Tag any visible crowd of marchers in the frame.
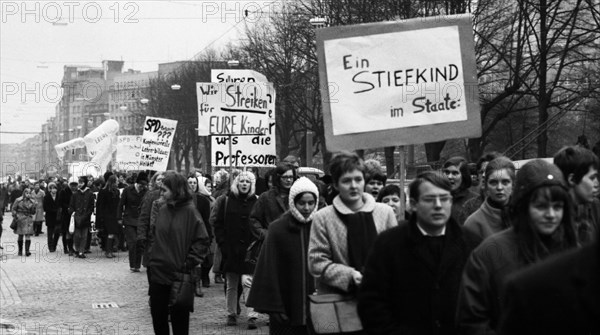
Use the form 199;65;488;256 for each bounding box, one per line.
0;145;598;335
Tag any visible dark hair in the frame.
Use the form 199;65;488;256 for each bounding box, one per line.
103;175;119;194
476;151;503;172
162;171;193;203
553;146;599;184
273;162;296;189
187;174;199;193
409;171;452;200
484;157;516;184
294;191;317;204
442;156;472;191
330;151;365;185
78;176;89;186
511;184;577;264
377;184;402;202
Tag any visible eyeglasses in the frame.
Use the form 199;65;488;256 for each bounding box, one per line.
280;175;295;180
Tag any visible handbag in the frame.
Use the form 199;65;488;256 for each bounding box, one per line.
168;272;196;312
10;218;17;230
68;213;75;234
308;293;363;334
244;239;263;274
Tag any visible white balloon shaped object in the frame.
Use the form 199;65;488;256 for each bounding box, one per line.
54;137;86;161
84;120;120;158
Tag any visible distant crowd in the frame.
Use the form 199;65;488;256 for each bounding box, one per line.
0;145;598;335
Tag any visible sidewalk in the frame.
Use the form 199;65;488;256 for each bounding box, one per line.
0;214;268;334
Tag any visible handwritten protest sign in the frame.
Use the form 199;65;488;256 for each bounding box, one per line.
211;69;268;84
139;117;177;171
116;135;143;171
211;135;276;167
317;15;481;151
83;119;119;157
196;82;275;137
55;137;86;162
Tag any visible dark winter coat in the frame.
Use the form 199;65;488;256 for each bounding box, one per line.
212;193;258;274
68;188;94;229
42;192;60;228
58;187;73;229
249;187;289;240
138;189;161;241
463;199;510;241
96;188;121;235
451;188;478;225
358;217;481;335
193;193;213;242
117;185;147;226
247;211;315;326
147;198;210;285
456;229;523;335
499;242;600;335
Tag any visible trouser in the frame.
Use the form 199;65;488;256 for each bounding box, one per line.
124;226;143;269
149;282;190;335
34;221;43;235
60;220;73;252
225;273;259;319
46;222;61;251
85;230;92;251
73;227;89;253
117;225;126;250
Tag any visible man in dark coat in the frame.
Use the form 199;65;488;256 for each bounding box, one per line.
499;241;600;335
117;172;148;272
59;179;78;254
68;176;95;258
358;172;481;335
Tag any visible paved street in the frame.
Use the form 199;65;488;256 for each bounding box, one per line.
0;214;268;335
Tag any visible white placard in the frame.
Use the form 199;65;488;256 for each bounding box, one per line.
116;135;143;171
139;117;178;171
211;69;268;84
196;82;275;136
83;119;119;157
211;135;276;167
325;26;467;135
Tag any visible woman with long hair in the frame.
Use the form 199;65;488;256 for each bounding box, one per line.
97;175;121;258
443;157;478;225
457;159;578;334
12;187;36;256
464;157;515;240
147;171;209;335
248;177;320;334
212;170;259;328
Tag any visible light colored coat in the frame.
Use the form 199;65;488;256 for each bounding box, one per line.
308;193;397;294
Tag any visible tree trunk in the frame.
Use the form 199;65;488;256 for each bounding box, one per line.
425;141;446;162
537;0;548;158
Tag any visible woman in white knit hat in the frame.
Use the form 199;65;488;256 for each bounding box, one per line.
247;177;320;334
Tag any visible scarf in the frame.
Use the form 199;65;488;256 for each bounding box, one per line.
334;208;377;273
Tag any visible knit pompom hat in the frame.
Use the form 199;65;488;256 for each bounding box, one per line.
288;177;319;223
511;159;567;206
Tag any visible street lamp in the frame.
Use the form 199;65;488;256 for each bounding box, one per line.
309;17;328;28
227;60;240;68
171;84;181;90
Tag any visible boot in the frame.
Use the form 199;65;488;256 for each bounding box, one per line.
63;236;69;254
18;240;23;256
25;240;31;256
195;283;204;297
105;238;115;258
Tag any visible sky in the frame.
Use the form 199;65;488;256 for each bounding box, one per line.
1;0;280;144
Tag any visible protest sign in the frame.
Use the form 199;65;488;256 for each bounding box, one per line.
139;117;177;171
211;69;268;84
317;14;481;151
211;135;277;167
196;82;275;137
55;137;86;162
116;135;143;171
83;119;119;157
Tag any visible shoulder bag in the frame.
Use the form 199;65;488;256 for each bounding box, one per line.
168;271;196;312
308;293;363;334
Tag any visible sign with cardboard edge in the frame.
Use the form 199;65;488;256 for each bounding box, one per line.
316;14;481;151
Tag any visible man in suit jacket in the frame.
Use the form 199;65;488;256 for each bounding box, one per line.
499;241;599;335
